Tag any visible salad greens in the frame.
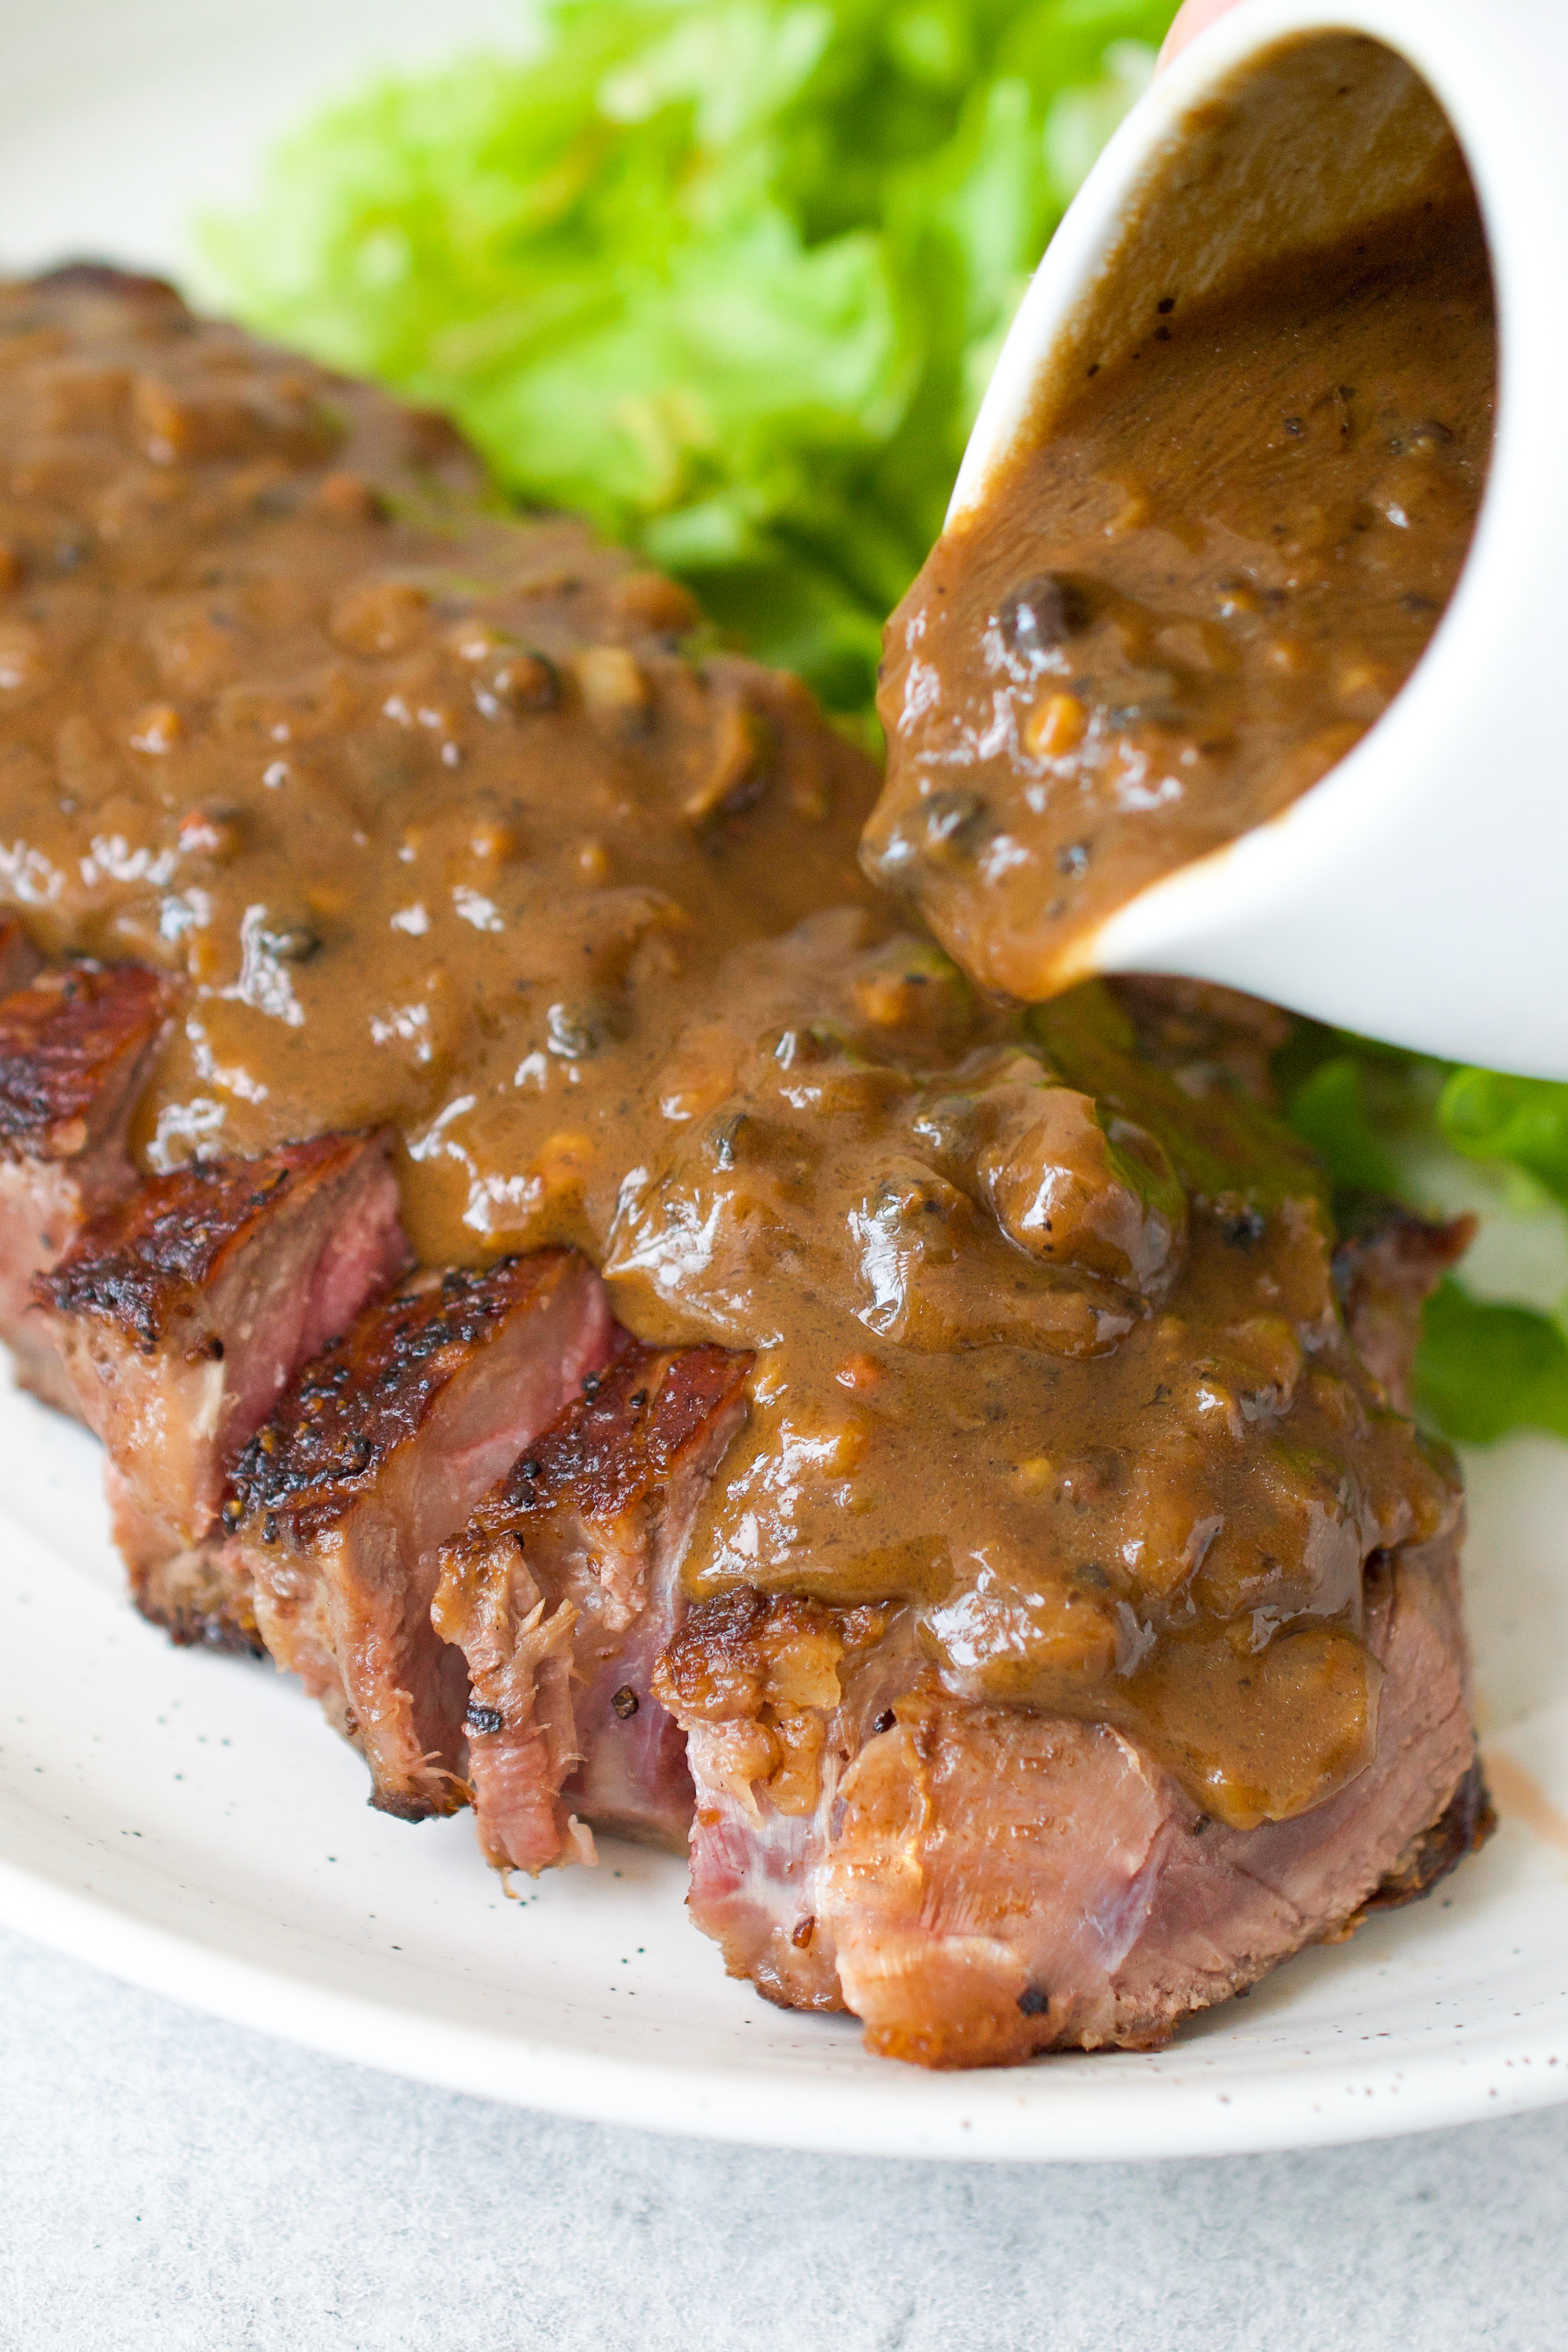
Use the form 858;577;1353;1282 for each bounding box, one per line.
204;0;1568;1452
1275;1028;1568;1448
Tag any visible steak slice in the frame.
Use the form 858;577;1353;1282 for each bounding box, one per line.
654;1170;1486;2065
656;1535;1483;2067
655;1589;917;2014
0;919;41;1000
228;1250;616;1819
36;1134;411;1634
135;1545;268;1658
1333;1198;1475;1414
0;962;173;1410
433;1339;750;1874
1096;1536;1479;2059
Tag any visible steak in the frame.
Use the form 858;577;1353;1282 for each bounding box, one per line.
0;919;41;1000
0;962;174;1410
1333;1198;1475;1414
36;1133;410;1637
655;1589;915;2014
131;1544;268;1658
227;1250;616;1819
433;1339;750;1873
655;1177;1490;2067
657;1534;1482;2066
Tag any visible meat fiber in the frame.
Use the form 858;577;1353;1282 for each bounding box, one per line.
133;1544;267;1658
227;1250;616;1819
433;1339;750;1874
1333;1198;1476;1414
655;1589;916;2013
657;1535;1485;2066
0;962;173;1410
0;919;40;1000
36;1134;410;1637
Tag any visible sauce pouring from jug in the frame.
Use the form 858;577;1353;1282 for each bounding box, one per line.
864;0;1568;1083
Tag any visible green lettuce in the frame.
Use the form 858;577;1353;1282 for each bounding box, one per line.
1417;1281;1568;1446
1439;1067;1568;1209
1277;1026;1568;1449
202;0;1173;716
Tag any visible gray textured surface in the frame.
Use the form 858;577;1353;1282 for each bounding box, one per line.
0;1925;1564;2350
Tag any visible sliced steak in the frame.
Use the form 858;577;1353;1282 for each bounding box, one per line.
656;1589;915;2014
0;919;41;999
135;1544;267;1658
433;1339;750;1874
0;962;173;1410
1098;1535;1478;2059
36;1133;410;1632
1333;1198;1475;1414
227;1250;616;1819
656;1534;1483;2067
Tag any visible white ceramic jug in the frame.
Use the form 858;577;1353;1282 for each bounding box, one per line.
952;0;1568;1078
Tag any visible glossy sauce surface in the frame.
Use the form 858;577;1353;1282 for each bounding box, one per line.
0;269;1462;1829
867;195;1495;999
0;269;879;1262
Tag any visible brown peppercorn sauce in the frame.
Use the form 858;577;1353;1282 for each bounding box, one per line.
0;266;1462;1832
867;187;1495;999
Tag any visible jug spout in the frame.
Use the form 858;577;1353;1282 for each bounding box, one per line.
864;0;1568;1081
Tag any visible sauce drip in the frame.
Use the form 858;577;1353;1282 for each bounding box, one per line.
866;194;1496;999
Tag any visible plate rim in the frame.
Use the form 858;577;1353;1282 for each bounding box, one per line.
4;1828;1567;2162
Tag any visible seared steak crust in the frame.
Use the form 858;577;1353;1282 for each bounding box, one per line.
435;1339;750;1872
1110;974;1293;1103
0;962;174;1408
37;1131;410;1623
232;1256;579;1545
40;1135;400;1344
28;260;183;302
466;1339;748;1532
137;1545;266;1658
229;1248;617;1819
1358;1750;1495;1914
0;963;172;1158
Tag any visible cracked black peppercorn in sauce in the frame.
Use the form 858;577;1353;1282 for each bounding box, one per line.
866;182;1495;1001
0;264;1472;1832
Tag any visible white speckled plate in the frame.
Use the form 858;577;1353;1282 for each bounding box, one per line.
1;0;1566;2161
